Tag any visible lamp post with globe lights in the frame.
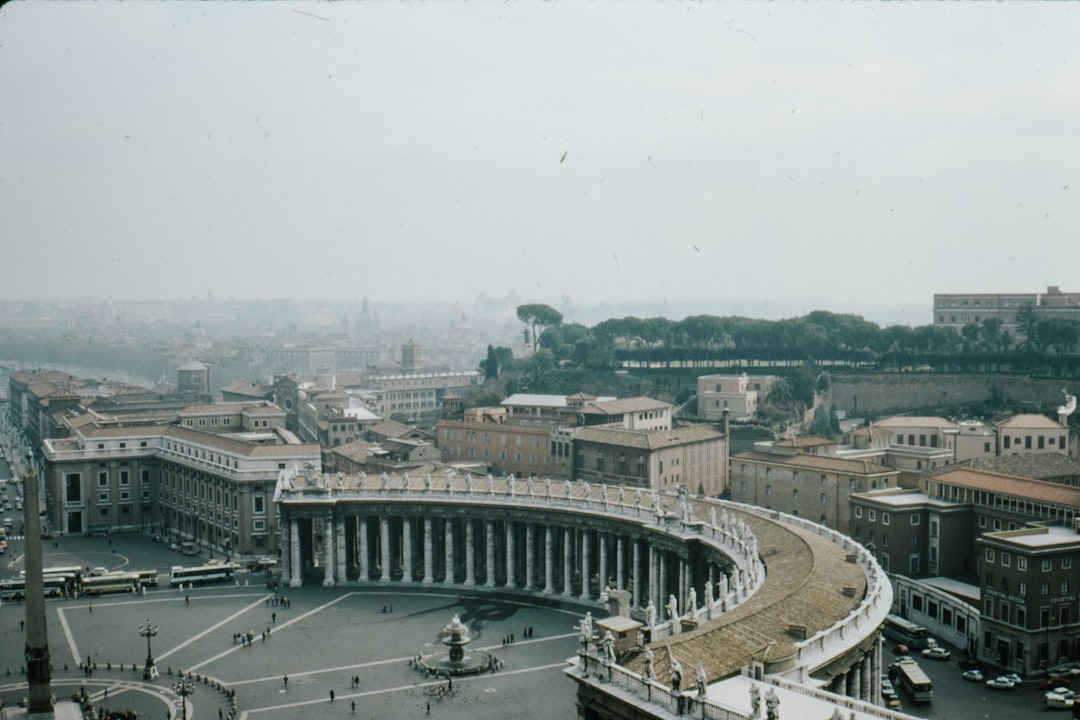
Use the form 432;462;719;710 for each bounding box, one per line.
173;672;195;720
140;618;159;679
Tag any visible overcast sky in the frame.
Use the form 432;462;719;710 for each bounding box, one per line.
2;1;1078;315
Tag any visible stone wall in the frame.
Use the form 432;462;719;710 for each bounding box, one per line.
830;373;1070;416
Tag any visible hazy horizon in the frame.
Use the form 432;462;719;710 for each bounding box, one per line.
3;2;1078;309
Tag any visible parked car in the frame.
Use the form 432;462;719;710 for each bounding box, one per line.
986;676;1016;690
962;669;985;682
922;646;952;661
1003;673;1023;686
892;643;909;655
1046;688;1075;709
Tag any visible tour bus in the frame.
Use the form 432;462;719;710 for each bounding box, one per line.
0;576;67;601
892;658;933;703
133;569;160;588
82;572;139;596
169;563;238;586
883;614;932;650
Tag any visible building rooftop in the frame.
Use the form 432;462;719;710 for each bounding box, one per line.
876;415;957;430
982;524;1080;549
961;453;1080;481
735;451;894;476
933;467;1080;507
997;413;1064;430
576;423;724;450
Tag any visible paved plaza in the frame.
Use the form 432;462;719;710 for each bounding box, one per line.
0;533;585;720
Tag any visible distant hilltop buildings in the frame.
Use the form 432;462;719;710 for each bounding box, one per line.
933;285;1080;336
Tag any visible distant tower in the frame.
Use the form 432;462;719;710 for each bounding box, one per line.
23;460;54;714
401;341;421;371
177;360;210;395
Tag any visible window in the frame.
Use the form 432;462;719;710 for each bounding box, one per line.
65;473;82;503
911;515;921;526
253;519;266;531
882;512;890;526
1018;557;1027;571
792;488;799;500
986;548;995;563
909;554;920;573
1063;558;1073;570
1001;552;1010;567
141;469;151;484
1020;581;1027;597
119;470;130;486
1043;559;1053;572
1063;580;1071;594
855;506;863;518
98;471;108;487
254;496;265;514
979;516;987;528
765;485;772;496
868;509;876;522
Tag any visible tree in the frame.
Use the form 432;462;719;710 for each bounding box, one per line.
482;344;499;380
1037;318;1080;355
516;304;563;354
1016;303;1039;350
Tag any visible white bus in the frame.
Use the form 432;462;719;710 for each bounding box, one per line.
893;658;933;703
1;576;67;600
169;563;238;586
133;569;160;588
883;614;931;650
82;573;139;596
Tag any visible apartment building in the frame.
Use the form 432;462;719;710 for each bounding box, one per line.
933;285;1080;335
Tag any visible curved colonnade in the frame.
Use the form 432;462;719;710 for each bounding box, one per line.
275;470;892;717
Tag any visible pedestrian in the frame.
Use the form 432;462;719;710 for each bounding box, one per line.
330;689;335;702
88;604;93;613
426;701;430;715
20;620;24;631
272;612;276;623
351;701;355;714
218;709;223;720
186;595;190;605
283;675;288;688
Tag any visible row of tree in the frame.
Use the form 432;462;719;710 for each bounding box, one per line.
508;304;1080;368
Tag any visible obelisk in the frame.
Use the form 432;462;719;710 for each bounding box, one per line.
23;456;54;715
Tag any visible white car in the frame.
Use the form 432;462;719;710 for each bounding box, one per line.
1046;688;1075;709
961;669;984;682
986;676;1016;690
921;646;951;661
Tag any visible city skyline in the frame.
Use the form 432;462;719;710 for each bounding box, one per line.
2;2;1079;310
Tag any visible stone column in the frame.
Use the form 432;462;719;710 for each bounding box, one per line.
380;516;391;583
562;526;574;596
860;655;871;702
678;558;687;616
485;519;496;587
358;517;369;582
335;516;347;583
525;523;536;591
849;663;861;700
598;532;609;594
464;519;476;586
872;638;882;705
544;524;555;594
648;545;658;606
323;518;336;587
289;517;302;588
579;529;591;601
280;515;292;586
835;672;848;696
616;535;625;591
632;539;642;608
505;521;516;589
402;516;414;583
658;550;668;608
423;517;434;584
444;518;456;585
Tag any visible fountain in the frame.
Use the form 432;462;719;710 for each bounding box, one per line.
417;614;494;676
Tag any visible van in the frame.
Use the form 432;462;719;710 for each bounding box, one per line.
179;542;198;556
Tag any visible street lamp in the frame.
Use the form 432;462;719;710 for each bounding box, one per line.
139;618;159;679
172;671;195;720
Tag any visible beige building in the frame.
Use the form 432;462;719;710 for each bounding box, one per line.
934;285;1080;337
696;373;776;421
997;413;1069;455
731;449;898;533
573;423;728;495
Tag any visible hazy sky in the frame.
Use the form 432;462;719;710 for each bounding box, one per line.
2;2;1078;313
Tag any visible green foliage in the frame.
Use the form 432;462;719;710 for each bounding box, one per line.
516;303;564;354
